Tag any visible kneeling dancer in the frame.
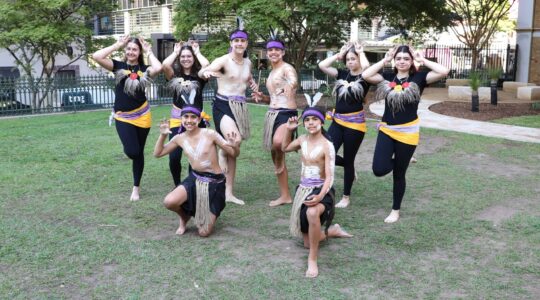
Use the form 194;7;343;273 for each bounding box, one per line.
154;91;240;237
282;95;352;278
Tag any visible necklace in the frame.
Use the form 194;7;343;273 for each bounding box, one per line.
231;56;244;65
394;75;409;84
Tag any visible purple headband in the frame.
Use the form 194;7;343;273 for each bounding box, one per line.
180;106;201;117
301;108;325;124
266;40;285;50
230;30;248;41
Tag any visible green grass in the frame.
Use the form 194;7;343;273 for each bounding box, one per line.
1;105;539;299
492;115;540;128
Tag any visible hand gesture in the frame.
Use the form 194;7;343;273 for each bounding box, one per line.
116;35;130;48
338;42;351;59
138;37;152;54
303;194;321;206
249;78;259;93
225;131;240;147
286;116;299;131
409;44;424;63
252;91;263;103
384;46;397;63
354;41;364;54
201;70;221;79
159;119;172;135
173;42;182;55
191;40;200;54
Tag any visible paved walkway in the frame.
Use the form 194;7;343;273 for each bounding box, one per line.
369;99;540;144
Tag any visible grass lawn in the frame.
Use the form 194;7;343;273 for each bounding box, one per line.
1;104;539;299
492;115;540;128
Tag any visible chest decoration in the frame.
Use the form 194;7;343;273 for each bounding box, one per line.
115;66;153;97
375;79;420;114
169;77;199;100
333;78;365;102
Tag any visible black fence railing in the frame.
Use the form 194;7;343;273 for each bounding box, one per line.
0;43;519;116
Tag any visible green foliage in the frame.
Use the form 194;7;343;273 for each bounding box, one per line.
469;71;482;91
487;67;503;80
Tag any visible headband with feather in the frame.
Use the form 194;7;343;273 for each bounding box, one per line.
180;88;201;117
301;92;325;122
266;26;285;50
230;16;248;40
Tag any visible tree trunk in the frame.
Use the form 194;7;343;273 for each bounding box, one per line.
471;90;479;112
490;79;498;105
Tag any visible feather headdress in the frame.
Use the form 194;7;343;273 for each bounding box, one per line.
230;16;248;40
302;92;325;122
266;26;285;50
375;80;421;114
180;88;201;117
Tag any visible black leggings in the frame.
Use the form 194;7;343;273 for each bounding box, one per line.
168;122;206;186
372;132;416;210
328;121;365;196
115;120;150;187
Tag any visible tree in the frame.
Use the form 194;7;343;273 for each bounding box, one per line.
0;0;114;110
173;0;362;70
447;0;516;70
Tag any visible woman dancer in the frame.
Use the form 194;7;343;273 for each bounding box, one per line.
92;36;162;201
318;41;371;208
362;45;448;222
162;40;210;186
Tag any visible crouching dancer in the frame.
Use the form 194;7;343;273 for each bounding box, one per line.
282;97;352;278
154;92;240;237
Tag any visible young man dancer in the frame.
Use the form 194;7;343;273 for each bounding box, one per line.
282;101;352;278
198;20;258;205
154;95;240;237
253;35;297;207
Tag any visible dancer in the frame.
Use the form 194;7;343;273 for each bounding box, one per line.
252;32;297;207
162;40;210;186
362;45;449;223
282;95;352;278
198;17;258;205
318;41;371;208
153;91;240;237
92;35;162;201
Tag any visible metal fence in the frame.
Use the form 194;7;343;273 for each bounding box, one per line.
0;44;519;116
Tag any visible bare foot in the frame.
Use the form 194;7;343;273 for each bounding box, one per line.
410;157;417;163
269;197;292;207
226;194;245;205
384;209;400;223
305;259;318;278
335;196;350;208
130;186;140;201
327;224;353;238
175;218;187;235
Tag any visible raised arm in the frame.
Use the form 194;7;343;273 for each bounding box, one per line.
318;43;350;78
282;116;301;153
410;46;449;84
362;46;396;84
92;35;129;71
162;42;181;80
191;41;210;69
139;37;162;78
354;41;370;70
153;120;178;158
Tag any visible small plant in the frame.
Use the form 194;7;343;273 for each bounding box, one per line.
469;71;481;112
487;68;502;106
487;67;503;81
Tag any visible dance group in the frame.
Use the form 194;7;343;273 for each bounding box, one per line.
92;22;449;277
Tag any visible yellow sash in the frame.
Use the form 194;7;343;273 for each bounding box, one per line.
333;111;367;133
114;101;152;128
378;118;420;146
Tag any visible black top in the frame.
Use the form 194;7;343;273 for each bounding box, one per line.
171;73;207;111
334;69;370;114
381;71;428;125
112;59;149;112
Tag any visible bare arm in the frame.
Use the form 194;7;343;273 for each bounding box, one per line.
282;116;301;152
198;55;225;79
92;35;129;71
362;46;396;84
139;37;162;78
191;41;210;69
162;43;181;80
153;121;178;157
354;41;370;70
318;43;349;78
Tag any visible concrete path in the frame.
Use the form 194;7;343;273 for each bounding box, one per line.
369;99;540;144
